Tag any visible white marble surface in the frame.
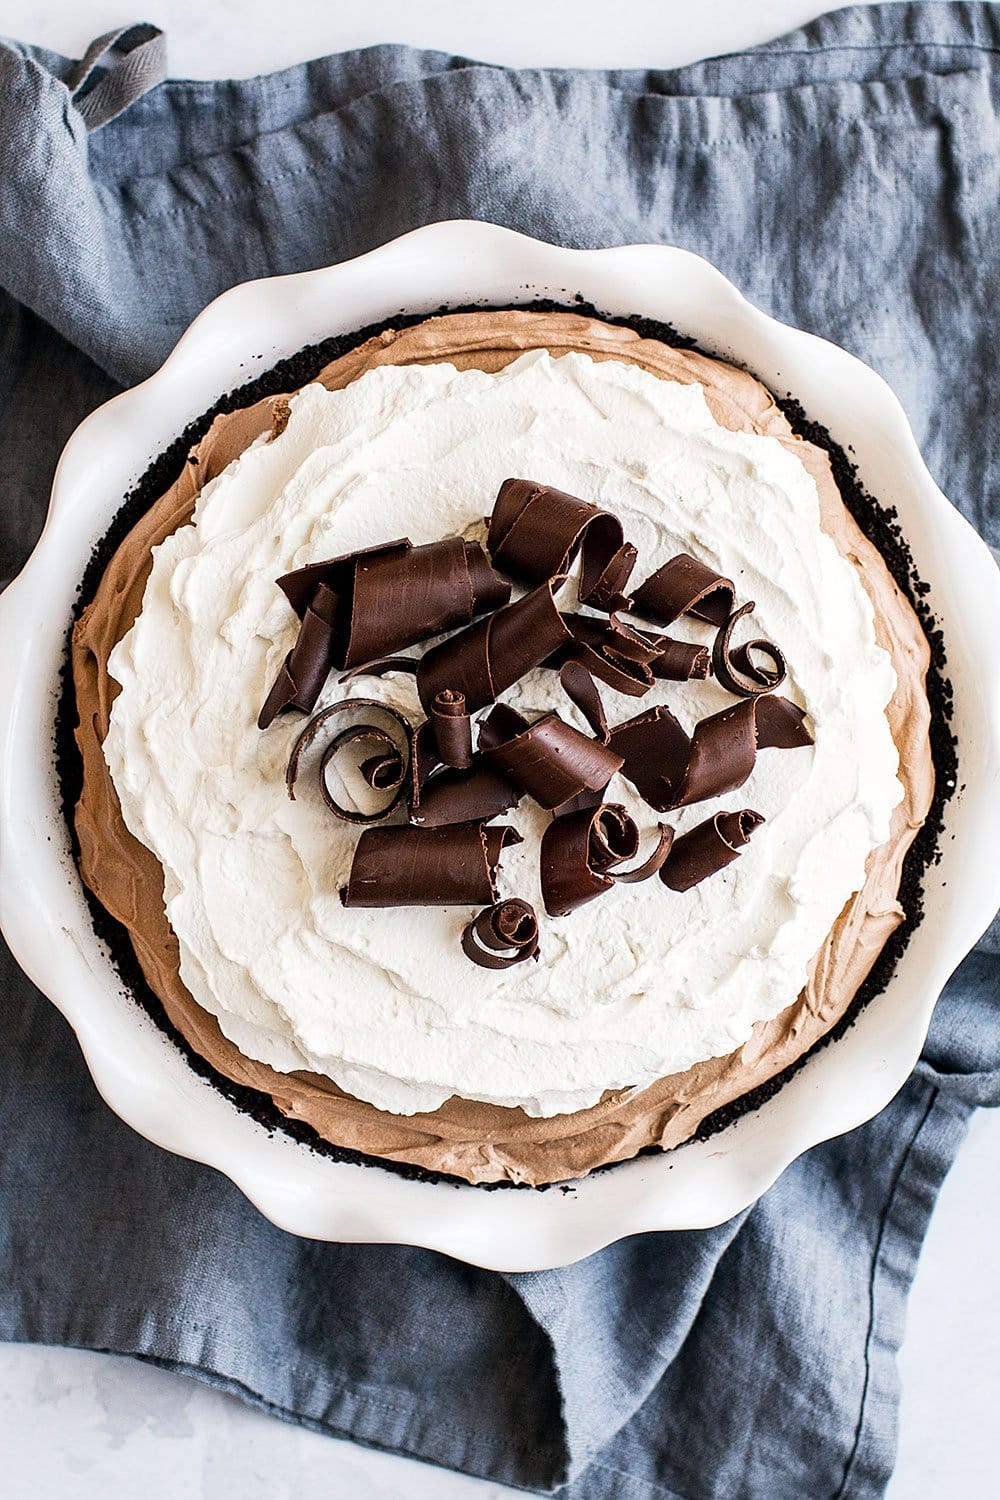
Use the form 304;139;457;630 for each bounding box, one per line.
2;2;997;1496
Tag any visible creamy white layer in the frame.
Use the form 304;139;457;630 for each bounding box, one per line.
104;351;901;1117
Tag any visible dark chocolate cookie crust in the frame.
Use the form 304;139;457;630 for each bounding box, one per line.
55;300;957;1190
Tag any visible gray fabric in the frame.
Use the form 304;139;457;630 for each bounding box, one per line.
1;5;998;1495
66;23;167;131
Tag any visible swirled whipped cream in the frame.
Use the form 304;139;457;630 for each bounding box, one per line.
104;350;902;1117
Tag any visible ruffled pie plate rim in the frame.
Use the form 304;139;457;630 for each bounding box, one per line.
0;223;996;1271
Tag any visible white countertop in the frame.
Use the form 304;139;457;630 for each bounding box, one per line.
2;2;997;1496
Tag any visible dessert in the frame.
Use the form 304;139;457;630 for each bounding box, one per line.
69;309;936;1185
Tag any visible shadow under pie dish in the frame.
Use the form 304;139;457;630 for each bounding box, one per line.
67;303;942;1188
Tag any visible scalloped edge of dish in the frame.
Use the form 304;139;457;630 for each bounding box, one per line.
1;223;998;1269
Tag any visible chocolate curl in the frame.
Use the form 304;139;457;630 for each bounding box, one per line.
339;656;419;684
554;614;657;697
683;694;813;804
416;576;572;714
258;584;339;729
286;699;414;824
660;809;764;893
487;479;637;609
612;823;676;883
609;696;812;813
554;613;710;698
551;784;612;819
413;762;522;829
713;601;787;698
461;899;540;970
276;535;508;672
430;689;472;769
405;716;522;828
341;823;521;908
612;621;712;684
540;803;674;916
479;704;624;812
559;658;608;742
648;636;712;683
606;706;690;813
631;553;735;628
589;542;640;612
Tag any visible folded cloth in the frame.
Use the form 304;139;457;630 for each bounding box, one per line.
1;6;998;1495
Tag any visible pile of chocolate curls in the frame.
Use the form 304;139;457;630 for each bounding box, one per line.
258;480;812;969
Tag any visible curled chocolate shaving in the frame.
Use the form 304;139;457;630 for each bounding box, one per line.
260;537;510;726
712;601;787;698
327;728;405;794
405;714;521;828
412;762;522;829
553;613;710;702
679;695;812;807
553;613;657;697
258;584;339;729
286;699;414;824
631;552;735;628
487;479;637;610
479;704;624;812
559;658;608;742
606;705;690;812
461;899;540;970
430;688;473;769
341;823;521;908
647;635;712;683
660;809;764;892
589;543;640;613
416;576;572;713
280;537;510;663
609;696;812;813
612;822;676;883
540;803;674;916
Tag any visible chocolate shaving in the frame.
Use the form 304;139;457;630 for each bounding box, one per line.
553;612;710;700
559;658;608;741
479;703;624;812
680;696;812;807
260;537;510;725
609;696;812;813
540;803;674;916
630;552;735;628
487;479;637;610
648;635;712;683
416;576;572;713
712;601;788;698
553;613;657;697
612;823;676;883
403;719;521;829
589;543;640;613
258;584;339;729
430;688;473;769
550;784;611;819
461;899;540;969
606;705;690;812
412;761;522;829
286;699;414;824
660;809;765;892
339;655;419;683
340;823;521;908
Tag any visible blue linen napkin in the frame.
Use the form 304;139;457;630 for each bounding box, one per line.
1;6;998;1495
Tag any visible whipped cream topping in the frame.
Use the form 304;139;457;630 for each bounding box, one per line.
104;350;902;1117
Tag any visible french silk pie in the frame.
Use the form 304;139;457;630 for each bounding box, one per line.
69;308;939;1186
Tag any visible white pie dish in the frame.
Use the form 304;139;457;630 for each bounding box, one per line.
1;221;998;1271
